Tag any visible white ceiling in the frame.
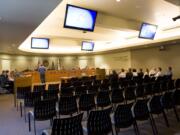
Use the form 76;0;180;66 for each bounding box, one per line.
0;0;62;54
1;0;180;55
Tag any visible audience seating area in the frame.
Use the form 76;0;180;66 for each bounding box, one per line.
14;75;180;135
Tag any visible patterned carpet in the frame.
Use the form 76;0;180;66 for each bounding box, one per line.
1;94;180;135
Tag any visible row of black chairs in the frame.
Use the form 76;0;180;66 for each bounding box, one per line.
26;88;180;135
40;89;180;135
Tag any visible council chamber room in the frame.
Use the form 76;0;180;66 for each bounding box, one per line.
0;0;180;135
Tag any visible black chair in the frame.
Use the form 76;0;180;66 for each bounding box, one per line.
132;99;158;135
75;85;87;97
160;92;180;122
16;86;31;116
24;91;41;122
58;96;78;116
124;86;136;103
93;80;101;85
88;84;99;94
167;80;175;91
114;103;139;135
83;80;93;86
110;82;119;89
42;113;84;135
61;82;71;89
175;78;180;90
135;85;144;98
73;81;83;87
160;80;168;92
143;83;153;96
79;94;95;116
60;87;74;96
111;88;124;106
147;95;169;127
152;82;161;94
172;89;180;106
28;98;57;135
43;90;59;101
48;83;60;91
97;91;111;108
99;83;110;91
33;84;46;93
87;108;114;135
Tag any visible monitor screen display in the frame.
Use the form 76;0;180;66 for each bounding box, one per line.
81;41;94;51
139;22;158;40
64;4;97;32
31;38;49;49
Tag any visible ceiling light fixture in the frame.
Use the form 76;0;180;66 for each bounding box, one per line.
116;0;121;2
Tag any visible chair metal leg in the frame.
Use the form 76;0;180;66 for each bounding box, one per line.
34;120;36;135
150;114;158;135
24;106;26;122
134;121;140;135
162;110;169;127
173;107;180;122
115;128;118;135
28;112;31;132
20;102;22;117
149;115;158;135
16;100;18;111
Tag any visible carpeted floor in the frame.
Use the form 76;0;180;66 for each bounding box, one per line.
1;94;180;135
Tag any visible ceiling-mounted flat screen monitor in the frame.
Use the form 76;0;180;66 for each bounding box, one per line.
81;41;94;51
139;22;158;40
64;4;97;32
31;37;49;49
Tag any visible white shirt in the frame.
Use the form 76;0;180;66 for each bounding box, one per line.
155;71;163;77
119;72;126;78
133;72;138;77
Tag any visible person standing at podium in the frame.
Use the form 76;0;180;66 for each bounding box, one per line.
38;64;46;83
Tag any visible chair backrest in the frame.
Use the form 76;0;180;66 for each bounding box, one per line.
17;86;31;99
79;94;95;111
160;92;174;109
48;84;60;91
51;113;83;135
143;83;152;95
93;80;101;85
61;82;71;89
114;103;134;128
87;108;113;135
167;80;175;91
172;90;180;106
124;86;136;101
147;95;163;114
60;87;74;96
59;96;78;115
88;84;99;94
72;81;83;87
75;85;87;97
110;82;119;89
43;90;58;101
135;84;144;98
24;91;41;107
34;98;56;121
99;83;110;91
160;80;168;92
111;88;124;104
33;84;45;93
132;99;149;121
97;91;111;108
152;82;161;94
175;79;180;89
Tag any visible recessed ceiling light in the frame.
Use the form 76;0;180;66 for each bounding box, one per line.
116;0;121;2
